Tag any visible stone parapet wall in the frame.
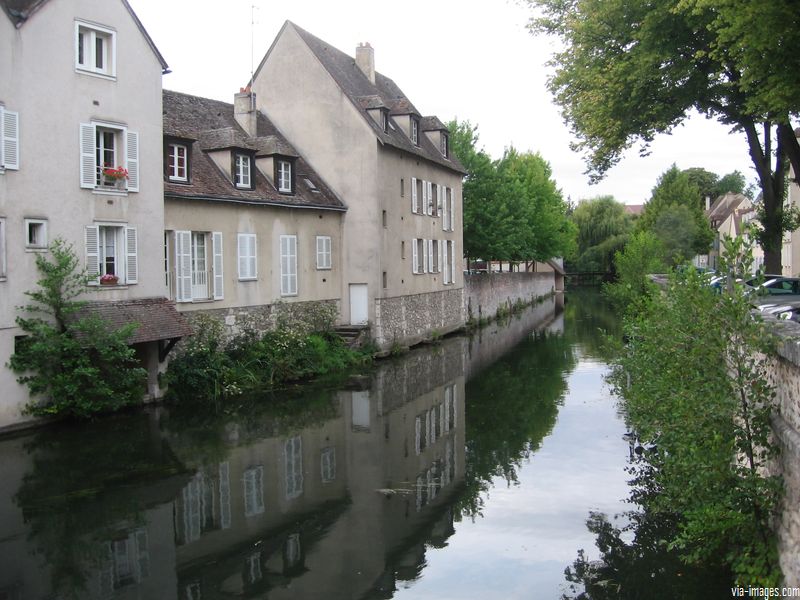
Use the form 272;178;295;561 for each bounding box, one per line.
464;272;557;323
180;299;341;339
764;317;800;585
373;288;465;350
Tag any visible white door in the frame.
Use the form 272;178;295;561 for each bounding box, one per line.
349;283;368;325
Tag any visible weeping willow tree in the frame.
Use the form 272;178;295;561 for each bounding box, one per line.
569;196;632;273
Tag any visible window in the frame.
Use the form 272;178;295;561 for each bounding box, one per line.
280;235;297;296
437;185;444;218
168;144;188;181
85;225;137;284
381;110;389;133
400;178;405;197
75;21;115;78
411;118;419;145
382;271;387;289
382;210;387;228
243;466;265;517
442;187;449;231
441;133;449;158
235;154;251;188
80;122;138;191
426;181;434;215
174;230;223;301
320;447;336;483
430;239;439;273
25;219;47;249
432;184;439;217
0;106;19;171
237;233;257;280
285;436;303;500
316;235;331;270
401;240;405;260
277;159;292;193
412;238;426;274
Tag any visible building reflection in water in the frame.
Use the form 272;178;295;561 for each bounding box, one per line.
0;296;562;600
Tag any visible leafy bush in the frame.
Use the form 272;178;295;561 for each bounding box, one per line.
609;235;782;585
165;307;370;403
9;239;146;418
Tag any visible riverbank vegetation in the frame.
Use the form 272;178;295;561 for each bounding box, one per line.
9;239;145;418
164;307;372;405
606;237;783;585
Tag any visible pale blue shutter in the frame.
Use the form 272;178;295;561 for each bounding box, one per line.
175;230;192;302
80;123;96;188
126;130;139;192
125;227;138;283
212;232;224;299
1;109;19;170
85;225;100;283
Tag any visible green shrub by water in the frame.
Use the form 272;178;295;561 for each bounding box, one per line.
165;313;371;404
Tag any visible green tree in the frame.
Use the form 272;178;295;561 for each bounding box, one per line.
447;119;500;264
496;147;577;262
570;195;631;273
715;170;748;198
609;238;783;584
9;239;145;418
652;204;701;267
527;0;800;273
682;167;720;209
603;231;666;312
638;165;714;255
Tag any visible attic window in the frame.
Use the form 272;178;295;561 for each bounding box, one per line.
304;178;320;193
411;118;419;145
441;133;449;158
381;110;389;133
277;159;294;194
234;153;252;189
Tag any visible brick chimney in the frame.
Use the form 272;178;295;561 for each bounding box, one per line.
355;42;375;84
234;87;258;137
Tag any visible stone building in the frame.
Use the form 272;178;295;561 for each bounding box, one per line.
251;22;467;350
162;89;346;330
0;0;188;429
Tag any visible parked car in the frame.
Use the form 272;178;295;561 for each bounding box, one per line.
758;300;800;322
745;276;800;295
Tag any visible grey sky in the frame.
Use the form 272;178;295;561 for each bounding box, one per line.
128;0;755;205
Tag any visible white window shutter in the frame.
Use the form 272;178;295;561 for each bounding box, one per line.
80;123;96;188
237;233;245;279
412;238;418;274
85;225;99;283
427;239;433;273
175;230;192;302
423;238;429;273
125;227;138;284
126;130;139;192
450;240;456;282
411;177;417;213
449;192;455;231
212;231;224;299
443;241;449;284
250;235;257;277
441;187;448;230
438;240;443;273
2;109;19;170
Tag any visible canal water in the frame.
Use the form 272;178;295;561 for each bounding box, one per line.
0;291;717;599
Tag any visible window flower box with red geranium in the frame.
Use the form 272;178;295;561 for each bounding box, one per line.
102;164;128;190
99;273;119;285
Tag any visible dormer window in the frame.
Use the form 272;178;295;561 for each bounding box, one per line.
75;21;116;78
411;118;419;145
441;133;449;158
276;159;293;194
234;153;252;189
168;143;188;182
381;110;389;134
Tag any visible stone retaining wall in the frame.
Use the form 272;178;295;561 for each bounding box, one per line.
373;288;465;350
764;317;800;585
464;272;557;323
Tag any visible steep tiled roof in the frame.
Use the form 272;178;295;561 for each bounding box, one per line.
163;90;345;211
75;298;193;344
421;116;447;131
261;21;465;175
707;192;748;224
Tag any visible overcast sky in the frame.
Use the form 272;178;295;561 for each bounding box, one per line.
127;0;756;206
